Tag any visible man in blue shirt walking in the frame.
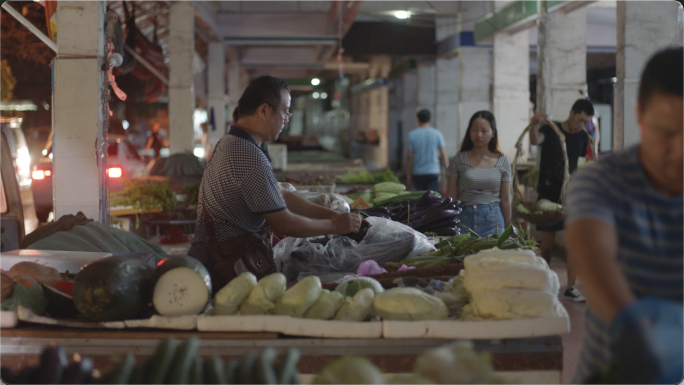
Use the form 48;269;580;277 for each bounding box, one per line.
406;109;449;192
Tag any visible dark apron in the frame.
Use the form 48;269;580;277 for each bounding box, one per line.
203;203;275;291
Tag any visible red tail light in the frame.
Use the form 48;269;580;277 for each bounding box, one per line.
32;170;45;180
107;167;123;178
44;170;51;177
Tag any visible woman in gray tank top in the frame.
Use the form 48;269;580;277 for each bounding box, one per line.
446;111;512;237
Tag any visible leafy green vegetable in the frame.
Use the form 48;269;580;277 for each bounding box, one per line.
273;276;322;317
335;276;384;298
213;272;257;315
314;356;385;384
239;273;287;315
1;284;48;314
334;288;375;322
180;183;201;207
337;169;399;184
117;180;178;228
414;341;500;384
303;290;344;320
373;182;406;194
372;287;448;321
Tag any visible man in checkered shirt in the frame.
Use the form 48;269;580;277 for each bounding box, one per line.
189;75;361;271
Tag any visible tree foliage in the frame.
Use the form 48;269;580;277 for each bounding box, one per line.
1;2;55;66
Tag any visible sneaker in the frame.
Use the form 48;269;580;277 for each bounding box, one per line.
564;286;587;302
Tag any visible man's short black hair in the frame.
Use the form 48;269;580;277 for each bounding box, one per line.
638;47;683;110
417;109;431;124
571;99;594;116
237;75;290;118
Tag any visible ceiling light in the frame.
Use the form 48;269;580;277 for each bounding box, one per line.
122;120;130;130
313;92;320;99
394;11;410;19
321;93;328;99
311;78;321;86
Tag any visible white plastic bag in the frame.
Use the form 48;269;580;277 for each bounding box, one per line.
274;217;434;281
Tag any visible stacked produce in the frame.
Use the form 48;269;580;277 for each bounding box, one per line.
352;190;461;236
386;224;539;270
460;249;564;320
1;262;77;317
0;338;301;384
213;274;448;322
336;169;399;184
515;199;563;215
314;341;505;384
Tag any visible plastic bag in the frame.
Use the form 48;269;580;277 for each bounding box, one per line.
274;217;435;281
303;289;344;320
212;272;257;315
239;273;287;315
273;276;322;317
356;260;387;276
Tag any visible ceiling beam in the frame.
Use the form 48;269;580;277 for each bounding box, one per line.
223;37;339;46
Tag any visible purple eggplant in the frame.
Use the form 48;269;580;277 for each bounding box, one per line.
414;191;444;207
419;218;460;232
411;202;457;222
430;226;459;236
410;211;460;230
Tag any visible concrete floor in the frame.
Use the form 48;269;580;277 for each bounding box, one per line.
549;257;588;384
19;188;587;383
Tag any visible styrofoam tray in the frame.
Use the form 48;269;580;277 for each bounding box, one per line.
383;306;570;339
16;306;125;329
125;315;197;330
0;310;18;328
197;315;382;338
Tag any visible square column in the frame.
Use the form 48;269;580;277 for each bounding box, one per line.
53;1;106;222
435;56;459;158
400;71;418;171
457;46;491;146
615;1;680;148
493;26;530;161
208;42;226;148
537;8;587;120
168;1;195;155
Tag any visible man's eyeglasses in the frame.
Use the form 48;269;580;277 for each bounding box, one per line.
267;103;293;119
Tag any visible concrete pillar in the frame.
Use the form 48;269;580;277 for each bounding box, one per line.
435;56;459;158
227;61;244;125
537;8;587;121
401;71;417;171
207;42;226;148
615;1;680;148
492;4;530;161
457;47;491;146
417;63;436;116
53;1;106;222
168;1;195;155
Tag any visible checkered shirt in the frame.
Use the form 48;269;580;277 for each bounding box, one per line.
188;126;286;267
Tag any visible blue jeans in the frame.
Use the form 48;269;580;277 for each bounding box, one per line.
459;203;505;238
413;174;439;192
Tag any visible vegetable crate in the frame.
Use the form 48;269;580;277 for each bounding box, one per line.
295;184;336;194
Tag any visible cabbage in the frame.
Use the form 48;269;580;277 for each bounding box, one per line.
273;276;322;317
335;276;384;298
304;289;344;320
372;287;448;321
212;272;257;315
239;273;287;315
414;341;497;384
334;288;374;322
314;356;385;384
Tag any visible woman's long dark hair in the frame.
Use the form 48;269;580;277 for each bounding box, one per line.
459;111;503;155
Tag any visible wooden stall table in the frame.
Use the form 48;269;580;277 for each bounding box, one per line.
0;325;563;384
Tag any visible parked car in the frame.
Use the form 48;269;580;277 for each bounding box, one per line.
1;117;32;191
32;134;148;222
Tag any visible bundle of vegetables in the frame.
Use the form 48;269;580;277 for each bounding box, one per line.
0;338;302;384
336;169;399;184
385;224;539;270
353;191;460;236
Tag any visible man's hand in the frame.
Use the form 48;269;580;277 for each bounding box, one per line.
531;112;548;125
331;213;362;234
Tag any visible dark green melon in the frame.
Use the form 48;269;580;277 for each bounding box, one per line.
72;256;153;321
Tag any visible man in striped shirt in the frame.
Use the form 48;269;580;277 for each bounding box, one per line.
566;47;682;383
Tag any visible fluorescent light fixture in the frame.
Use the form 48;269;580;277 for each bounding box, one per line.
122;120;130;130
194;147;205;159
321;92;328;99
313;92;320;99
394;11;410;19
311;78;321;86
